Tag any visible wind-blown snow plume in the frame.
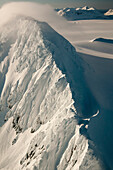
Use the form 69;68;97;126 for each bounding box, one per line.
0;2;67;30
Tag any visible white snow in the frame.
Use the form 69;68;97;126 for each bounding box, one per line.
55;6;106;21
105;9;113;16
57;19;113;169
0;13;102;170
0;2;113;170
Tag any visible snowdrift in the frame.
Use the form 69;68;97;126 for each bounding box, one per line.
91;37;113;44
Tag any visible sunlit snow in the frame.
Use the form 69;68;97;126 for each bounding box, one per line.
0;2;113;170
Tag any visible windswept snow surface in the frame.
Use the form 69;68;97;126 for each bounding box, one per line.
0;7;105;170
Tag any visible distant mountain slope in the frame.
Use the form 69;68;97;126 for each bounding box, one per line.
105;9;113;16
0;16;106;170
55;6;107;20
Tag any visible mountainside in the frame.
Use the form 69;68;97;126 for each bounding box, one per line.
105;9;113;16
0;16;106;170
55;6;107;20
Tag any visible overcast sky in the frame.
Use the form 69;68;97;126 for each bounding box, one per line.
0;0;113;9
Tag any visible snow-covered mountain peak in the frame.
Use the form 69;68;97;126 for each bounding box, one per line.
0;15;98;124
0;15;105;170
82;6;89;10
55;7;106;20
105;9;113;15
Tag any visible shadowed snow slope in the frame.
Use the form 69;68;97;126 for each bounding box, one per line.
0;16;107;170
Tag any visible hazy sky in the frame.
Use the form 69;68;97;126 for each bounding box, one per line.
0;0;113;9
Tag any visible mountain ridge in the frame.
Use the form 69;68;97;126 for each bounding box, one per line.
0;16;105;169
55;6;113;20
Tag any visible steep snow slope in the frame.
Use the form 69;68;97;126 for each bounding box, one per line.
55;7;106;21
58;19;113;169
0;16;106;170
